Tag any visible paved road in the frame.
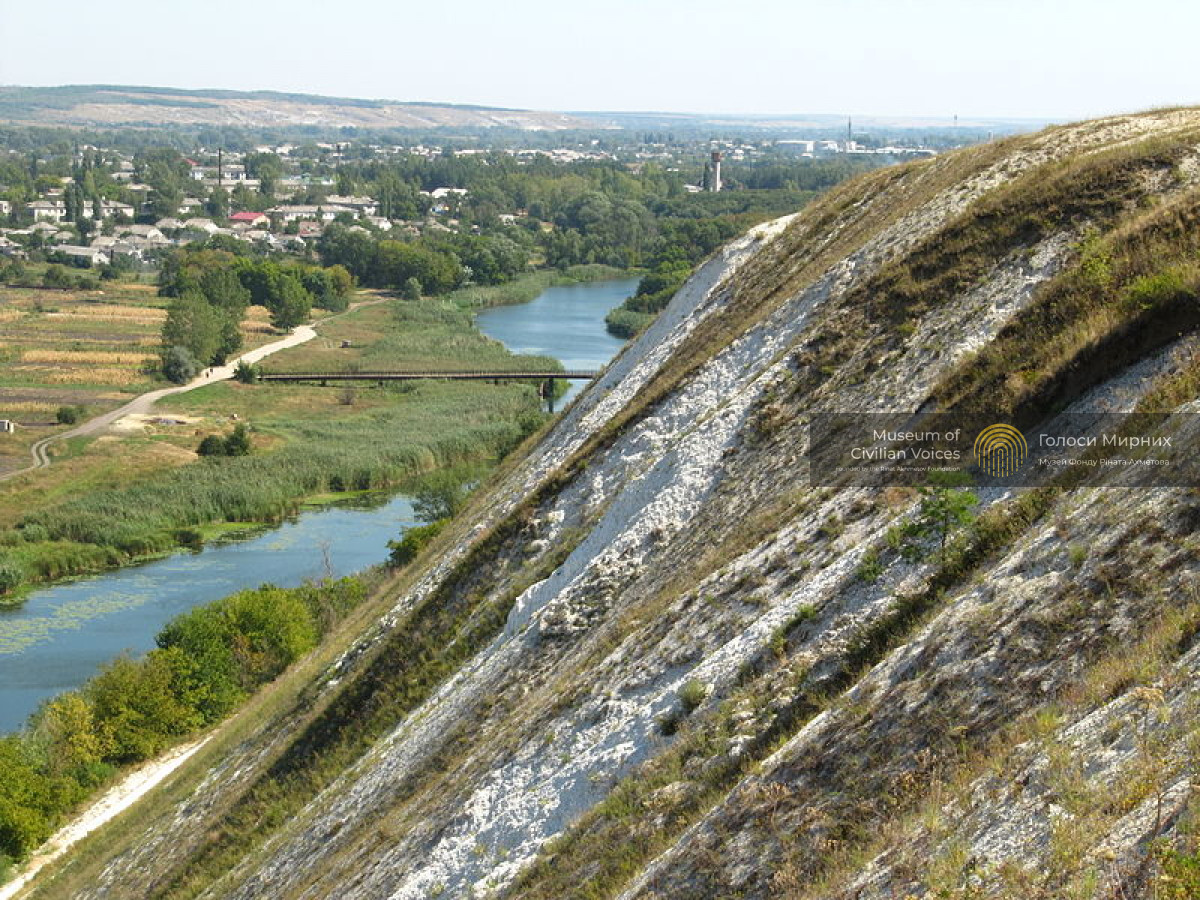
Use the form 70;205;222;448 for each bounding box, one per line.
0;325;317;483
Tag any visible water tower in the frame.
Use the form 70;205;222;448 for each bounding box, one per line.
708;151;723;192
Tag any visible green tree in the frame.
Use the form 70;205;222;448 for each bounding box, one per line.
0;736;71;859
387;520;446;567
401;276;422;301
327;264;354;299
410;468;476;521
163;291;223;366
34;693;111;780
268;275;312;330
85;651;201;762
888;471;978;562
206;187;229;221
42;264;70;288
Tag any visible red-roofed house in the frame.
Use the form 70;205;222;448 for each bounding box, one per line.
229;211;269;228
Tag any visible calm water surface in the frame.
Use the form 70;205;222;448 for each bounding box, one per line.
474;277;636;405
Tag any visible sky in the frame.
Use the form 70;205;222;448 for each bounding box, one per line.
1;0;1198;121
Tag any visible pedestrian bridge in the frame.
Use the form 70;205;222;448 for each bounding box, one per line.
256;369;598;411
257;370;598;383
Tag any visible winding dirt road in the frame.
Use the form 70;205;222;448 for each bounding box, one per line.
0;325;317;483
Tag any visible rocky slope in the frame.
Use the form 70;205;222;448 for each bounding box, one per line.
22;108;1200;900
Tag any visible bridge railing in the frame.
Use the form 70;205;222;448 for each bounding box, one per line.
257;370;599;381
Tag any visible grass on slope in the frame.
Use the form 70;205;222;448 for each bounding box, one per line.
932;183;1200;421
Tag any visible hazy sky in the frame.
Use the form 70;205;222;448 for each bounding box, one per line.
1;0;1197;120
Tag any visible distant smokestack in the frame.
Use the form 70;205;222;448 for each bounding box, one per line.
709;150;723;192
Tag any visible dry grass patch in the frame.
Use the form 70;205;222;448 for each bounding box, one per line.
0;400;58;415
39;367;147;386
47;305;166;323
19;349;155;365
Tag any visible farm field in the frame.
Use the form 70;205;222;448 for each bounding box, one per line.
0;276;281;476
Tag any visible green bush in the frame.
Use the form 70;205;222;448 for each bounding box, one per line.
387;520;447;567
196;435;228;457
55;405;83;425
162;345;198;384
17;524;49;543
0;557;22;595
224;423;251;457
197;424;250;458
679;678;708;714
233;360;259;384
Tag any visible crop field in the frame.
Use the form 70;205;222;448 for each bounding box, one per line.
0;278;281;475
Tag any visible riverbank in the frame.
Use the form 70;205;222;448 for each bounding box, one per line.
0;571;379;885
0;293;554;602
444;264;632;310
0;735;211;900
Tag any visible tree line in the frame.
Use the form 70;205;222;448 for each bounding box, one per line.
0;577;367;867
157;245;353;382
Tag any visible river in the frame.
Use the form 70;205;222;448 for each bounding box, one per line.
474;278;636;407
0;276;636;732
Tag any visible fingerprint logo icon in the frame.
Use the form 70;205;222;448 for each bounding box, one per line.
974;424;1028;477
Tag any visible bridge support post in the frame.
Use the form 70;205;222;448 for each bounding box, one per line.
545;378;555;413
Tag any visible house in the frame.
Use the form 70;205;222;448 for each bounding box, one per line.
267;204;353;224
25;199;133;223
0;420;16;434
296;220;324;239
119;224;167;243
364;216;393;231
324;195;379;216
108;241;147;262
0;200;10;217
55;245;107;266
178;198;203;215
228;211;269;228
28;200;67;222
156;218;185;231
182;217;219;235
101;200;134;220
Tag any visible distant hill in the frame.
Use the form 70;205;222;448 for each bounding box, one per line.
0;84;593;130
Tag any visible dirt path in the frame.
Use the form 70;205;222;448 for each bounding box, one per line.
0;325;317;483
0;737;211;900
